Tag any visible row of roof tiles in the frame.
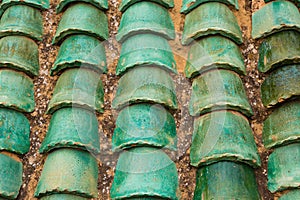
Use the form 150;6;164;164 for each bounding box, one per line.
0;0;45;199
252;1;300;199
34;1;108;200
181;0;262;199
110;0;179;199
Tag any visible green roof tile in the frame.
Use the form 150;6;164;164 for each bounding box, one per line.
268;143;300;193
182;2;242;45
110;147;179;199
112;66;178;110
117;33;177;76
190;111;261;168
0;5;43;41
116;1;175;42
47;68;104;114
194;161;260;199
252;0;300;39
189;69;253;117
40;107;100;154
52;34;107;76
261;65;300;108
0;69;34;113
35;149;98;198
112;103;177;151
0;108;30;154
53;3;108;45
0;36;39;77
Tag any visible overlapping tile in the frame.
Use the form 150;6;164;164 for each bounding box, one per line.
0;5;43;41
258;31;300;73
110;147;179;199
0;0;49;16
252;0;300;39
0;153;22;199
53;3;108;44
112;103;177;151
190;111;261;168
189;69;253;117
116;1;175;42
52;34;107;75
268;143;300;193
0;108;30;154
194;161;260;199
181;2;243;45
35;148;98;198
47;68;104;114
112;66;178;110
40;107;100;154
261;64;300;108
0;36;39;77
0;69;34;113
116;33;177;76
263;101;300;149
185;36;246;78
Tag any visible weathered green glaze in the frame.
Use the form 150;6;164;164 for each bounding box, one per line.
0;153;22;199
191;111;261;168
0;108;30;154
40;194;89;200
268;143;300;193
0;5;43;41
194;161;260;200
47;68;104;114
110;147;179;199
112;66;178;110
116;2;175;42
112;104;177;151
40;107;100;154
0;0;49;17
181;0;238;14
52;35;107;76
185;36;245;78
261;65;300;108
0;36;39;77
53;3;108;45
263;101;300;149
0;69;34;113
252;0;300;39
181;2;243;45
35;148;98;198
117;34;177;76
189;69;253;117
56;0;108;13
279;190;300;200
119;0;174;12
258;31;300;73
